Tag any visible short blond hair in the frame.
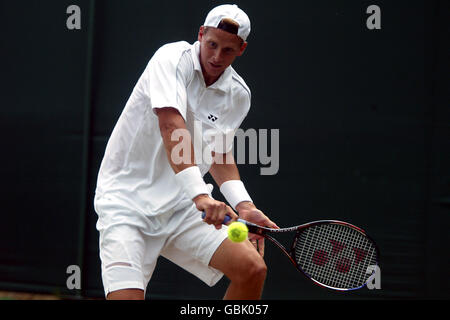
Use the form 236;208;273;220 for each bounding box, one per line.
203;18;244;45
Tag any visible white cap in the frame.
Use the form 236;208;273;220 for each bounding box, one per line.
203;4;251;41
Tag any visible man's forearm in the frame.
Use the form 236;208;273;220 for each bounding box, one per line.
157;108;196;173
209;151;241;186
156;107;229;205
160;124;196;173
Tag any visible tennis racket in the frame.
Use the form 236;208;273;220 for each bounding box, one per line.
203;213;380;291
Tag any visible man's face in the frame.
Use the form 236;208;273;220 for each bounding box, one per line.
198;26;247;85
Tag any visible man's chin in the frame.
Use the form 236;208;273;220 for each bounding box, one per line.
208;67;225;78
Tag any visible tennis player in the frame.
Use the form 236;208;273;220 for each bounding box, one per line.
94;4;277;300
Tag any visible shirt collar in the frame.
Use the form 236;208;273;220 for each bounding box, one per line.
191;41;232;93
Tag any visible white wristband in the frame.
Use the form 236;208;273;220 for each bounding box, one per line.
220;180;253;210
175;166;210;200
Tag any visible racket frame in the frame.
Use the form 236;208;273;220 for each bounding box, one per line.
239;219;380;291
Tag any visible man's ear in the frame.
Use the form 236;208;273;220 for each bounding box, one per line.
237;41;248;57
198;26;205;42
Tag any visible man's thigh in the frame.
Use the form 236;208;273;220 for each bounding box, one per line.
95;194;168;297
160;204;229;287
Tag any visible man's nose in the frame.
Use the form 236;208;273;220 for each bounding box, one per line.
212;49;222;62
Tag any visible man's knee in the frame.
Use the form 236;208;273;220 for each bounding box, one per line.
210;239;267;283
247;257;267;281
231;250;267;284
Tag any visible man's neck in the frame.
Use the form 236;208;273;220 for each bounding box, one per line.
202;70;221;87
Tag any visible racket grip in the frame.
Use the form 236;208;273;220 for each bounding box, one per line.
201;212;232;224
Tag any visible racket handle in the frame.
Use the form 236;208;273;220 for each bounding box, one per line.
201;212;232;224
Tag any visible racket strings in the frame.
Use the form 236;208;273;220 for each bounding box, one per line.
295;223;378;290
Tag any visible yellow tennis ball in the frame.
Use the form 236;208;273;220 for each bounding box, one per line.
227;221;248;243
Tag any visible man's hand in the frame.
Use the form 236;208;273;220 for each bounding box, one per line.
194;194;238;230
235;201;279;257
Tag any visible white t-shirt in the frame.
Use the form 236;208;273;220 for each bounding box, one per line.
95;41;251;216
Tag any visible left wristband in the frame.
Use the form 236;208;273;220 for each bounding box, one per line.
174;166;210;200
220;180;253;210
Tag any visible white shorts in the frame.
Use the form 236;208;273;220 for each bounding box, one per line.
94;193;229;297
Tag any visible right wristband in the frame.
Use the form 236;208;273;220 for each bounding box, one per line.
174;166;210;200
219;180;253;210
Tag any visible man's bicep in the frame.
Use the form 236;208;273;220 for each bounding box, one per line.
147;46;192;121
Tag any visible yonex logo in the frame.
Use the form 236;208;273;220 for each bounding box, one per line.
208;114;218;122
311;239;368;273
309;238;380;289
